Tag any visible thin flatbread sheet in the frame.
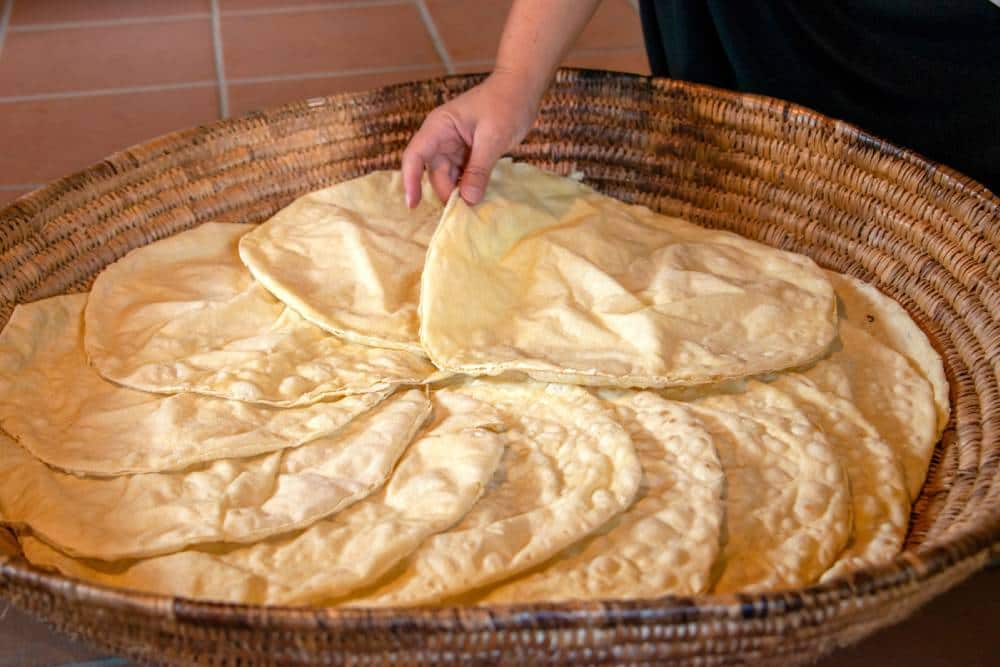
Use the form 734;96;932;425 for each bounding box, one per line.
20;390;505;604
479;391;724;603
0;389;430;560
420;159;838;388
826;271;949;434
768;374;910;580
86;223;438;406
239;172;442;353
669;380;852;593
0;294;382;475
347;379;642;607
803;273;942;501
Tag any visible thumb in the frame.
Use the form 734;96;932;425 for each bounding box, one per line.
459;131;504;205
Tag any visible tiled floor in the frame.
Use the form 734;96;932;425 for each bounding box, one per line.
0;0;650;207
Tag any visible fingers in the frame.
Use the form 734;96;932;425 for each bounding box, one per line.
403;90;511;208
459;130;504;205
401;151;425;209
428;157;459;204
401;124;438;209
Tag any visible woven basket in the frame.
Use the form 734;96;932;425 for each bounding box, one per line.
0;70;997;666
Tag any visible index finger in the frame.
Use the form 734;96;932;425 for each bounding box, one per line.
401;129;437;208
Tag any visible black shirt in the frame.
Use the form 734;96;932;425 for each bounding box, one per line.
638;1;1000;193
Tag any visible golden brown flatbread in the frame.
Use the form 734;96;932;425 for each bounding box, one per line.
20;390;506;604
479;391;724;602
86;223;438;406
668;380;852;593
420;159;838;388
0;389;429;560
239;171;442;353
0;294;382;475
347;379;642;607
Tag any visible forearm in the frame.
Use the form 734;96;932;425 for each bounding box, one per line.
493;0;603;104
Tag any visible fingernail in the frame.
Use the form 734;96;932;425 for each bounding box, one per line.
406;190;417;208
461;186;482;204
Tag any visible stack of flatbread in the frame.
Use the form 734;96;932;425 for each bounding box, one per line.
0;160;948;606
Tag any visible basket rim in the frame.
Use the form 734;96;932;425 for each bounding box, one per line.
1;68;997;222
1;69;998;631
1;536;996;630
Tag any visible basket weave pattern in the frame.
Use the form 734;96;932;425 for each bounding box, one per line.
0;70;997;665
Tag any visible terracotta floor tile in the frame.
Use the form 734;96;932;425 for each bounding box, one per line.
427;0;643;63
564;48;650;75
10;0;209;25
452;61;493;76
0;19;216;96
228;66;446;116
221;4;440;79
0;86;220;184
577;0;644;51
453;48;649;78
0;188;35;208
425;0;509;62
220;0;369;10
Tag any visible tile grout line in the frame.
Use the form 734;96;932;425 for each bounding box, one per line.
0;45;646;105
0;61;452;104
209;0;230;119
414;0;454;75
10;13;211;32
224;1;407;18
454;58;494;69
230;63;444;86
6;1;408;32
451;46;647;71
0;80;217;104
0;0;13;61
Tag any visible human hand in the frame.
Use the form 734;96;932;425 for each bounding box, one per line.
402;71;542;208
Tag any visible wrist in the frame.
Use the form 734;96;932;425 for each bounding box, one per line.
486;66;548;114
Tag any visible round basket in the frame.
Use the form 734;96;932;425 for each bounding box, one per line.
0;69;997;666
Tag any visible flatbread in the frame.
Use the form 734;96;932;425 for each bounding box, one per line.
419;159;838;388
805;323;937;502
0;389;430;560
802;275;941;504
673;380;851;593
0;294;382;475
825;271;949;434
86;223;439;406
479;391;724;603
20;390;505;604
768;374;910;580
239;171;442;353
347;379;642;607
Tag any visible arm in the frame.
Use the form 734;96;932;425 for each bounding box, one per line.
403;0;602;207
